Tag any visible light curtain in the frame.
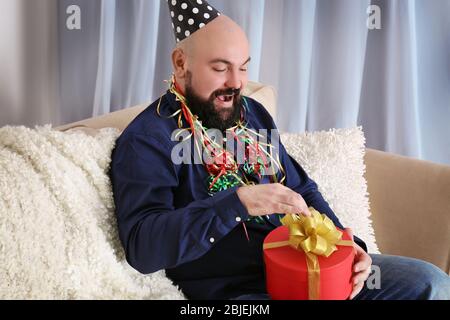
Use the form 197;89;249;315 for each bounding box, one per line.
1;0;449;164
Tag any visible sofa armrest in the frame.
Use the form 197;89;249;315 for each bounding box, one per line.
364;148;450;274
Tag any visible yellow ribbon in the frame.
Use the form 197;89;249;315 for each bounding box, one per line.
263;207;353;300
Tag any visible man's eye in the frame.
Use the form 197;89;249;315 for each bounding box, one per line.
240;68;248;72
213;68;226;72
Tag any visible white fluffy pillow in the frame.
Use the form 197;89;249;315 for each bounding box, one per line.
281;127;379;254
0;125;185;299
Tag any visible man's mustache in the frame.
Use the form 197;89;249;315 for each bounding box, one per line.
214;88;241;97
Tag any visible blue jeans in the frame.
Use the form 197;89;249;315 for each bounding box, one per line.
231;254;450;300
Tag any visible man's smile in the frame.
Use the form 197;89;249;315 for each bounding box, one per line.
214;89;240;109
215;94;235;108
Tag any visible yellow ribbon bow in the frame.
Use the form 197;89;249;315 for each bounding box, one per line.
263;207;353;299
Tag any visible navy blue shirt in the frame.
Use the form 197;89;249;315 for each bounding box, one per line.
110;91;367;300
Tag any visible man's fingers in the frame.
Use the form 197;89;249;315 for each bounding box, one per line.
275;203;299;215
352;267;372;285
354;250;372;273
300;206;311;216
345;228;354;241
345;228;355;248
345;228;358;256
349;281;364;300
277;192;311;216
347;233;367;300
239;184;309;217
354;259;371;273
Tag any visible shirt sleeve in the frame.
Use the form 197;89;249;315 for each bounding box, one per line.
110;132;250;274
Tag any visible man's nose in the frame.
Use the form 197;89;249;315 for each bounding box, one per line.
225;70;242;90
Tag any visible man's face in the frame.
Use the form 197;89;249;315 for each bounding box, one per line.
184;51;250;130
177;16;250;131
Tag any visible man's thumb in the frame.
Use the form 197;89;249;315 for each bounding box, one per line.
345;228;357;254
345;227;354;240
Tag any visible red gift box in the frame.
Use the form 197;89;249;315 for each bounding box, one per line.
263;215;355;300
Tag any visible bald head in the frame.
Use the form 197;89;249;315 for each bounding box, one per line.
176;15;249;59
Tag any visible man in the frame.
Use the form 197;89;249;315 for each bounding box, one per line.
110;0;450;300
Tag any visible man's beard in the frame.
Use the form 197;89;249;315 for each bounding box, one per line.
184;72;242;132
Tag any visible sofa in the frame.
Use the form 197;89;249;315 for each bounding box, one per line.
57;82;450;275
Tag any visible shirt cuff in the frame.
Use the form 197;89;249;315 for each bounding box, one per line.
211;187;250;228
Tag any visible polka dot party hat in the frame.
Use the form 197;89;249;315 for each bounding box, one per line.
167;0;221;43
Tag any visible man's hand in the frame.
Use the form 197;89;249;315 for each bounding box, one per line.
236;183;311;217
346;228;372;300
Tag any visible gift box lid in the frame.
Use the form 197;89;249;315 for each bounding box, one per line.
263;225;354;273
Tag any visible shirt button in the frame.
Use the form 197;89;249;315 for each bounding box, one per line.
209;237;215;243
235;216;242;222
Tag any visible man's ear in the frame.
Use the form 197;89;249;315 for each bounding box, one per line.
172;48;187;79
